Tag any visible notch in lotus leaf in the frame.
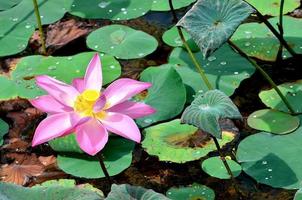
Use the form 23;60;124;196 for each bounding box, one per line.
181;90;242;139
177;0;254;57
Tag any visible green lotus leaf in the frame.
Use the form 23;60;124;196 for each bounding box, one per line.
201;156;242;179
69;0;152;20
231;16;302;61
142;119;237;163
136;66;186;127
49;134;83;154
0;52;121;100
162;26;199;51
295;188;302;200
36;179;104;197
237;126;302;189
106;184;170;200
177;0;254;57
0;182;103;200
169;44;255;98
151;0;196;11
247;109;300;134
259;80;302;113
0;0;73;56
87;24;158;59
0;0;21;10
166;183;215;200
56;136;134;178
181;90;242;139
0;118;9;146
245;0;300;16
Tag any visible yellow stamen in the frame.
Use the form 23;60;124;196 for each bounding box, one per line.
73;89;107;119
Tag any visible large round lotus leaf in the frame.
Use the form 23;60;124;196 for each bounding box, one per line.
57;137;134;178
106;184;169;200
0;52;121;100
169;44;255;97
231;16;302;61
142;119;236;163
181;90;242;139
295;189;302;200
151;0;196;11
69;0;152;20
162;26;199;51
177;0;254;57
87;25;158;59
259;80;302;113
201;156;242;179
166;183;215;200
247;109;300;134
245;0;300;16
135;66;186;127
0;0;72;56
0;182;103;200
0;0;21;10
237;126;302;189
0;118;9;146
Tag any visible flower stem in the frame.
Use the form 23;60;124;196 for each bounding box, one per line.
228;40;295;114
96;152;112;185
242;0;297;57
32;0;47;55
276;0;285;62
211;136;242;199
168;0;213;90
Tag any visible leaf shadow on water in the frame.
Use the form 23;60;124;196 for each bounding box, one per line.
243;153;298;189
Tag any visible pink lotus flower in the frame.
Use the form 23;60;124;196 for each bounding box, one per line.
30;54;156;155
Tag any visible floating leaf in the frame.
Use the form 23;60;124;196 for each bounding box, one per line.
166;183;215;200
55;137;134;178
0;182;103;200
151;0;196;11
259;80;302;113
142;119;236;163
0;0;21;10
177;0;254;57
247;109;300;134
245;0;300;16
231;16;302;61
0;0;72;56
237;126;302;189
181;90;241;138
106;184;169;200
69;0;152;20
0;118;9;145
135;66;186;127
201;156;242;179
295;188;302;200
87;24;158;59
0;52;121;100
162;26;199;51
36;179;104;197
49;134;83;154
169;44;255;98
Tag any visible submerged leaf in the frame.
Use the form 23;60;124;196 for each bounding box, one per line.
177;0;254;57
181;90;241;138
